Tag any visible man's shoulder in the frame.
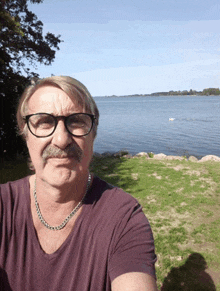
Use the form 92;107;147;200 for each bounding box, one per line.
0;176;29;187
0;176;29;199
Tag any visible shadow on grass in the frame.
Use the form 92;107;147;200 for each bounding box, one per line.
90;155;138;191
0;159;32;184
161;253;216;291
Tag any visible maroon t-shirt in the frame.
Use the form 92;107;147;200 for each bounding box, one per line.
0;176;156;291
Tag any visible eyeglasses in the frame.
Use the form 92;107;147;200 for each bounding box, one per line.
23;113;96;138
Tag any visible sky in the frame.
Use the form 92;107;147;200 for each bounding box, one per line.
28;0;220;96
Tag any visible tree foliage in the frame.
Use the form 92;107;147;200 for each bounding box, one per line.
202;88;220;95
146;88;220;97
0;0;62;160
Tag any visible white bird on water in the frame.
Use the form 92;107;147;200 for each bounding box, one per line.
169;118;175;121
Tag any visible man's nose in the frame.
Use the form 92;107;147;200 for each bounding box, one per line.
51;120;73;149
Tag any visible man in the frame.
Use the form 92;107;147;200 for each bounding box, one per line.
0;76;157;290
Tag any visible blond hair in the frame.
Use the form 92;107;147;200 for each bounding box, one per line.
17;76;99;138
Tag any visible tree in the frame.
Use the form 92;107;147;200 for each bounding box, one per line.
0;0;62;159
202;88;220;95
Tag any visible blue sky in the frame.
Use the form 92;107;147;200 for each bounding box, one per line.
28;0;220;96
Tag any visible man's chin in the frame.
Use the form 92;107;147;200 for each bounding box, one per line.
42;165;78;186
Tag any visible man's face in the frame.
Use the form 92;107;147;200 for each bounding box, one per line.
26;85;94;187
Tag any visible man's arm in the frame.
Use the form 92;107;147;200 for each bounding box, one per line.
112;272;158;291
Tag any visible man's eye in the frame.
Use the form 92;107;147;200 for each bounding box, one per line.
68;116;87;127
69;119;86;128
31;116;54;128
39;118;54;127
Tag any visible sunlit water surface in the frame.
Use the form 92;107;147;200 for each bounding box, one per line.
93;96;220;158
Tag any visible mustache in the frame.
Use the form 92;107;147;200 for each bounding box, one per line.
42;144;83;163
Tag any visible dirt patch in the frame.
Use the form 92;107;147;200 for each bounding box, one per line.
146;195;157;204
174;165;183;171
147;208;191;234
207;269;220;287
152;172;162;179
186;170;201;176
147;172;162;179
176;187;184;193
131;173;138;180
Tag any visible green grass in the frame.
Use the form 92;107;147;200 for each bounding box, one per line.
90;156;220;290
1;156;220;290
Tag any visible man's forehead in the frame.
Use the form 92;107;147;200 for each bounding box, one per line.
30;85;67;100
27;85;83;113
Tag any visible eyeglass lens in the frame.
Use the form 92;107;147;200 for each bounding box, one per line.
28;113;93;137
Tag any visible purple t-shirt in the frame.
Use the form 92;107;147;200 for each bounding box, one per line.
0;176;156;291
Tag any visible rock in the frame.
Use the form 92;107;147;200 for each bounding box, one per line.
102;152;114;157
188;156;198;162
136;152;149;157
199;155;220;162
114;150;130;157
123;154;133;159
154;153;167;159
93;152;102;158
166;156;184;161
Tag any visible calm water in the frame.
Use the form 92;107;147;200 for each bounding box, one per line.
93;96;220;158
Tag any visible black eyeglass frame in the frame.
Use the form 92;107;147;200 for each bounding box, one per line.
23;113;96;138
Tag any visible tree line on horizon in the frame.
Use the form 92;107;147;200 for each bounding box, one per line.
149;88;220;96
121;88;220;97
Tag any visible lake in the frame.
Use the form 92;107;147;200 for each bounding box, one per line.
93;95;220;158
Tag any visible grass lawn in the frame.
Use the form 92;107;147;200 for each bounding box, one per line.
90;155;220;290
1;156;220;290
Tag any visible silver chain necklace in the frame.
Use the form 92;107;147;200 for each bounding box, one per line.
33;173;91;231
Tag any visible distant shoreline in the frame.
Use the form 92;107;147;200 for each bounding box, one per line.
94;88;220;98
94;94;220;98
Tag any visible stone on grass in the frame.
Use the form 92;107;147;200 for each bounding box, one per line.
154;153;167;160
199;155;220;162
93;152;102;158
166;156;184;161
114;150;129;157
136;152;149;157
123;154;133;159
188;156;198;162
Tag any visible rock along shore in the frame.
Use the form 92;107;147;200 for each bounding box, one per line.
93;151;220;162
